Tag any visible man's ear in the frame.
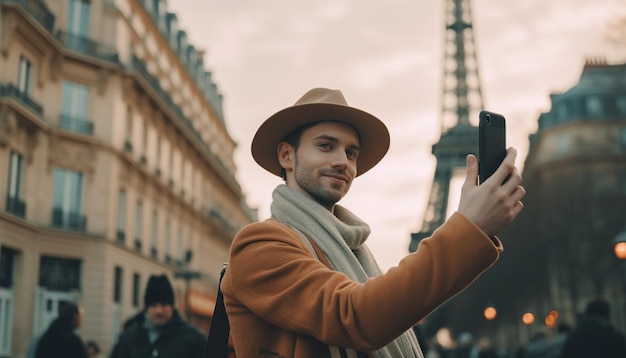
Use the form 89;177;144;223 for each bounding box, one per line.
277;142;295;173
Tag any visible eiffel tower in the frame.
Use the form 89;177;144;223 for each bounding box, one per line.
409;0;484;252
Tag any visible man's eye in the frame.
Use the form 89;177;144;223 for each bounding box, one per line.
318;143;332;150
346;150;358;159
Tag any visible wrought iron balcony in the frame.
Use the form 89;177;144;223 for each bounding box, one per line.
124;140;133;153
51;208;86;231
5;195;26;218
55;30;119;64
1;0;55;33
0;83;43;116
60;114;93;135
116;230;125;243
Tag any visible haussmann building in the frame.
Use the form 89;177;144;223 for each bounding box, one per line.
0;0;257;356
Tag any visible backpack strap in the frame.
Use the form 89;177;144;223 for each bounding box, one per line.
205;263;229;358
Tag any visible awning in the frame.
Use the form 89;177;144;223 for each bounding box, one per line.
188;289;217;317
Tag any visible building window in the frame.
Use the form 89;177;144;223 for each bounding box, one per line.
155;136;161;176
177;228;183;264
620;127;626;148
113;267;122;303
586;95;603;117
140;119;147;164
165;221;171;262
134;202;142;251
616;96;626;115
556;102;568;123
52;168;85;231
39;256;81;291
0;248;16;289
111;266;122;343
0;248;15;356
124;106;133;152
150;211;158;257
132;273;140;307
17;56;33;96
117;191;126;242
6;152;25;217
67;0;90;36
61;81;92;135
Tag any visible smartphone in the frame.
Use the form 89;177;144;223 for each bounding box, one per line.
478;110;506;184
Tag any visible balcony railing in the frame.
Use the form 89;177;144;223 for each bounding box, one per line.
0;83;43;116
51;208;86;231
60;115;93;135
1;0;55;33
5;195;26;218
55;31;119;64
124;140;133;153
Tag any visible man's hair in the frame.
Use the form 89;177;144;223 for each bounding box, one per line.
279;121;320;180
57;302;80;327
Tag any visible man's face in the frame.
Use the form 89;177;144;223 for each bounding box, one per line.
146;302;174;326
280;121;360;209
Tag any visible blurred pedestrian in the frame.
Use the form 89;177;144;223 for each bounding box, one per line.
548;323;570;358
560;297;626;358
452;332;475;358
475;337;498;358
522;329;553;358
35;302;88;358
110;274;205;358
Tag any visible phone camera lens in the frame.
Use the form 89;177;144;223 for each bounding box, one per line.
485;114;491;124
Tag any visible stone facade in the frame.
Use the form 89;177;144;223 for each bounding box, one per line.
0;0;256;356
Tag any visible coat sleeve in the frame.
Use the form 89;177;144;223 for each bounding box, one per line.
223;212;501;352
109;334;127;358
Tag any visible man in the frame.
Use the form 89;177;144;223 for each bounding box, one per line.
35;302;88;358
559;298;626;358
222;88;525;357
110;274;205;358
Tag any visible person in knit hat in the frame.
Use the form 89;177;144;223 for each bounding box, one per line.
110;274;205;358
559;298;626;358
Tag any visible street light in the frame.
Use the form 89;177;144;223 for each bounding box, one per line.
522;312;535;325
545;310;558;328
614;230;626;260
174;250;201;321
484;306;497;321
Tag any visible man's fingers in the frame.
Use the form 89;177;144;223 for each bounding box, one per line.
491;148;517;185
464;154;479;187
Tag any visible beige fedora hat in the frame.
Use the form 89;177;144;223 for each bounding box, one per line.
251;88;390;177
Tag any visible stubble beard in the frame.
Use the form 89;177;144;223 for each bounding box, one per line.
294;160;346;208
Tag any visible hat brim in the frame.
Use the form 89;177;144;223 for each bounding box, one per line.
252;102;390;177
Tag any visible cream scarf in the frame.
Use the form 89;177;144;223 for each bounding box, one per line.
270;185;423;358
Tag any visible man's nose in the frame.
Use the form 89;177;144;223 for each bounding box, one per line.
331;150;349;168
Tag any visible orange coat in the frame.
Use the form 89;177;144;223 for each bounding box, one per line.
221;212;503;358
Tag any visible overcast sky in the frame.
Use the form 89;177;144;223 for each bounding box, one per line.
167;0;625;272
